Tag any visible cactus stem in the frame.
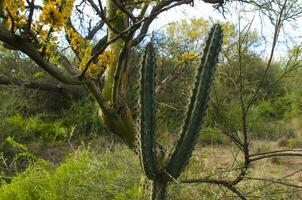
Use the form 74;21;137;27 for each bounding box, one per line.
151;181;168;200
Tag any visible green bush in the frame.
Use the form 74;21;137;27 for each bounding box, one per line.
198;127;229;145
60;98;105;138
256;97;292;120
1;114;68;142
0;99;106;179
0;148;142;200
256;101;275;119
0;115;67;177
287;137;302;148
251;123;295;140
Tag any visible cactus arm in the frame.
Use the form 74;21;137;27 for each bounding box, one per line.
165;24;223;179
139;43;159;179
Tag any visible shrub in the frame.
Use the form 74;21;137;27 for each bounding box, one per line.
277;138;289;147
1;114;68;142
287;137;302;148
60;98;105;138
250;121;296;140
254;142;273;154
198;127;229;145
0;148;142;200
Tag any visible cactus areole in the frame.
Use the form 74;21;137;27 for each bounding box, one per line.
138;24;223;199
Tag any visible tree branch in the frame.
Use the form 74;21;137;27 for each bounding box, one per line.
250;152;302;162
181;178;246;200
244;176;302;189
250;149;302;157
0;24;81;85
92;34;108;55
85;21;105;40
132;0;193;46
0;75;84;98
244;0;288;114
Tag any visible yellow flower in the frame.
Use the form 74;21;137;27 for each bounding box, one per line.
3;0;26;31
3;0;25;14
182;51;199;62
65;27;86;56
79;47;114;78
39;0;75;29
98;51;115;68
39;2;63;28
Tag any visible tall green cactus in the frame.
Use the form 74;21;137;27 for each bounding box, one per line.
165;24;223;179
139;43;159;180
139;24;223;200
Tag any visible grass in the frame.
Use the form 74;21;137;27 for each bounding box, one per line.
0;141;301;200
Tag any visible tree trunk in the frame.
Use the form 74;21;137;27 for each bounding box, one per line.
103;0;128;102
99;0;138;149
151;181;168;200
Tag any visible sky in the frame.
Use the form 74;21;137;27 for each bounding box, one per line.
149;2;224;38
31;0;302;59
148;1;302;60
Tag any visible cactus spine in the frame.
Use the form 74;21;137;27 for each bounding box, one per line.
139;24;223;199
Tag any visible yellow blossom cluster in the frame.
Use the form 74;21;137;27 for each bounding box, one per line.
79;47;115;78
33;23;49;40
167;19;208;43
39;0;75;29
66;25;114;78
2;0;113;79
221;22;236;46
31;22;58;56
98;50;115;68
181;51;199;63
2;0;26;31
34;0;75;56
65;27;86;56
40;39;58;56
